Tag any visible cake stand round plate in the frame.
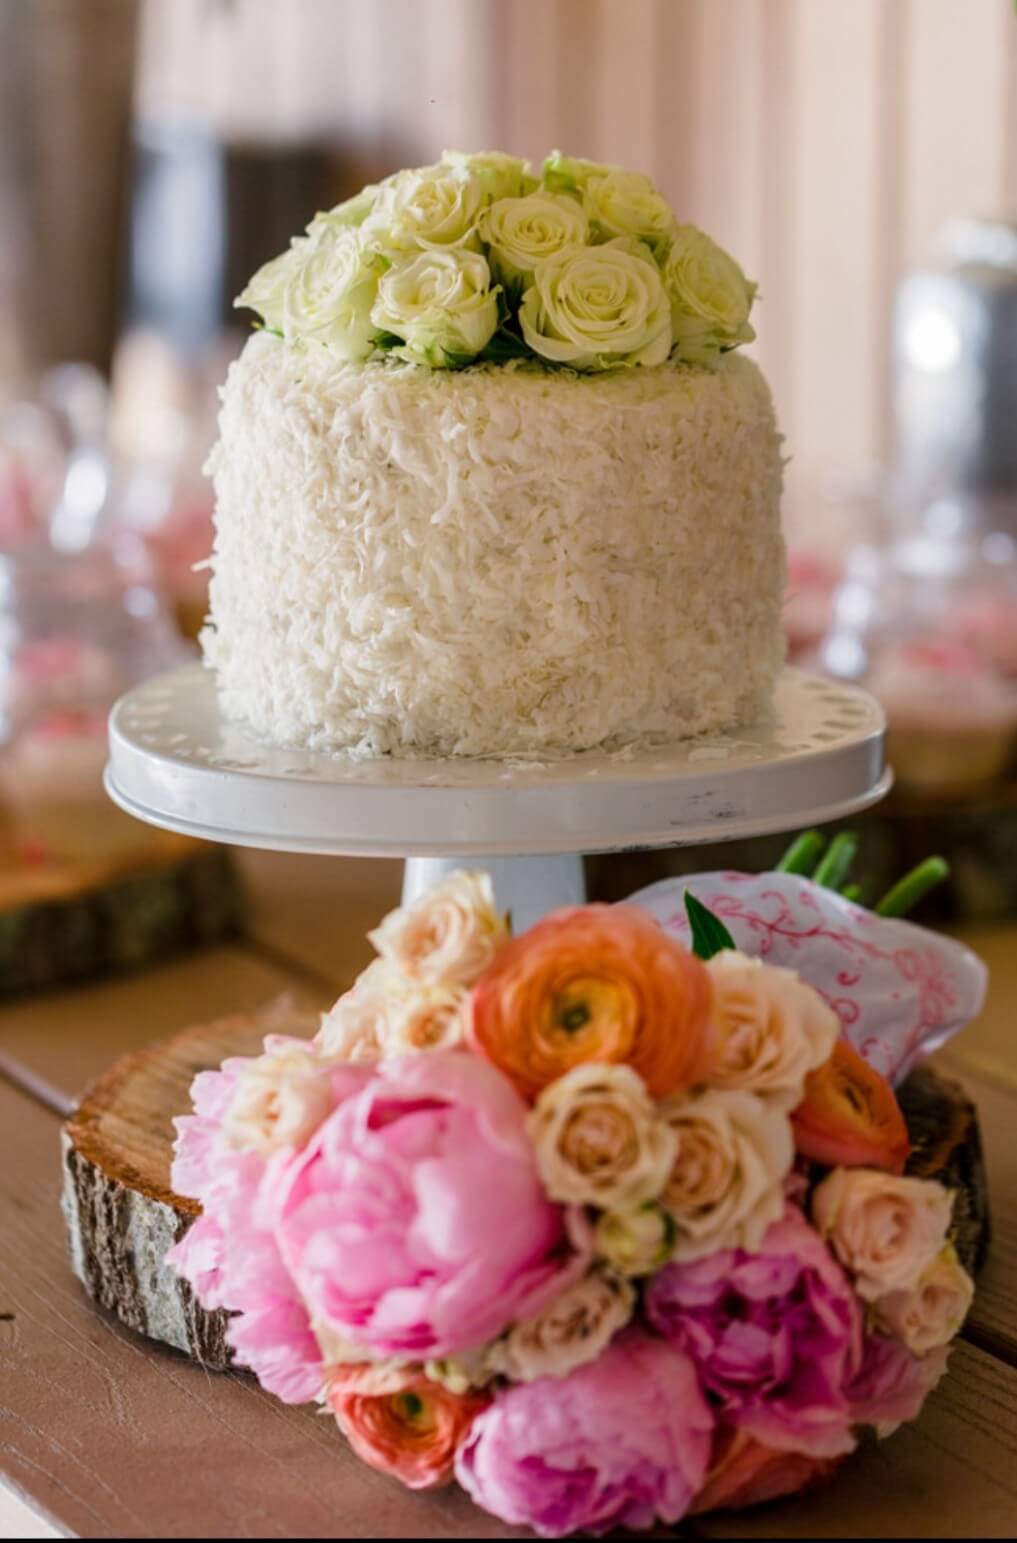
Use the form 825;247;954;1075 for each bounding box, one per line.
106;665;889;927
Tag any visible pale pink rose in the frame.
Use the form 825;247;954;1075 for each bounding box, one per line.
874;1245;974;1354
383;984;468;1055
368;871;508;988
315;959;398;1062
527;1062;677;1210
846;1331;950;1436
659;1087;793;1261
812;1168;953;1301
456;1329;713;1536
264;1051;588;1359
692;1427;843;1513
705;951;838;1109
222;1036;335;1155
486;1268;635;1382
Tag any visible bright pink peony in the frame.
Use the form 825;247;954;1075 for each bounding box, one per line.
263;1051;585;1360
846;1331;949;1435
168;1055;371;1403
692;1427;843;1514
645;1206;862;1458
455;1329;713;1537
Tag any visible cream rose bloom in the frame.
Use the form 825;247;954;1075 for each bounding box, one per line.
478;193;588;289
542;149;621;196
276;225;382;360
812;1168;954;1301
383;984;468;1055
222;1038;334;1156
315;958;397;1062
371;248;499;367
441;149;536;201
659;1087;793;1260
594;1202;676;1277
311;183;381;232
424;1349;495;1396
663;224;757;364
365;165;484;252
487;1269;635;1382
527;1063;677;1210
235;240;308;330
705;952;839;1109
367;870;508;989
584;170;675;253
519;238;672;370
874;1244;974;1354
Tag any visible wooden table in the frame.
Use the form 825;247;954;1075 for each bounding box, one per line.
2;850;1017;1539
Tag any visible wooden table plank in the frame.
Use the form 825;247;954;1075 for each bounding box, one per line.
239;851;401;994
0;946;315;1112
0;1080;527;1540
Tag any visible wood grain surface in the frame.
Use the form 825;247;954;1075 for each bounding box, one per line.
2;849;1017;1538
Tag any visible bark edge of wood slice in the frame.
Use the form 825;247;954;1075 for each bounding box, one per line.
61;1007;991;1370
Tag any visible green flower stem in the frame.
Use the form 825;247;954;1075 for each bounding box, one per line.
776;830;826;875
874;857;951;918
812;832;859;892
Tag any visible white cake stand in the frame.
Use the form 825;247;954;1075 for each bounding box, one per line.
105;665;889;930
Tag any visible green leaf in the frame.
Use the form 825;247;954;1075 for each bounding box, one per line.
373;331;404;350
479;328;531;363
684;890;736;960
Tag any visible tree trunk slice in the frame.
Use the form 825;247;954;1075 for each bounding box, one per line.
0;832;244;997
62;1007;992;1370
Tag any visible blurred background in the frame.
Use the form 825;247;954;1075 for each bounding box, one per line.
0;0;1016;920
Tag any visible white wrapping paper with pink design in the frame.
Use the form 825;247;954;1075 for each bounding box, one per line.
629;872;987;1084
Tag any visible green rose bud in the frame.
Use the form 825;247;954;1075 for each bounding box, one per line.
478;192;588;289
542;149;622;197
371;247;499;367
235;240;309;330
595;1203;677;1277
441;149;537;201
364;165;484;253
664;224;757;365
519;237;672;371
278;226;383;361
584;169;675;255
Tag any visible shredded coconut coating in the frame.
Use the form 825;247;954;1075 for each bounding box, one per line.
203;335;786;758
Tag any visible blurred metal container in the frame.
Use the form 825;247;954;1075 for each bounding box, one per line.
893;217;1017;536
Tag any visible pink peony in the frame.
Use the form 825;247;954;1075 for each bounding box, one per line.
645;1206;862;1458
455;1329;713;1537
692;1427;843;1514
168;1055;371;1404
263;1051;586;1360
846;1331;950;1436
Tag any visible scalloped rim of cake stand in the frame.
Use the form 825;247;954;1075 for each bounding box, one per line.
105;665;890;857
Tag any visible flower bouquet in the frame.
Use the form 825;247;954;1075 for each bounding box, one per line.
169;846;987;1536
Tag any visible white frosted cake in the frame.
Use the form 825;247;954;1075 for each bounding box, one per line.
203;150;785;758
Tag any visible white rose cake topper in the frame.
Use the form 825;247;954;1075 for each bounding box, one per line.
166;834;987;1536
236;147;756;371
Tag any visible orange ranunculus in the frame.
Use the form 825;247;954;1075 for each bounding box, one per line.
328;1366;489;1491
692;1427;843;1514
791;1038;911;1175
466;904;713;1102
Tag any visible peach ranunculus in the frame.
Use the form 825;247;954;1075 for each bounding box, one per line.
692;1427;843;1514
467;903;713;1102
705;952;839;1109
328;1363;490;1490
487;1268;635;1382
659;1087;793;1261
527;1063;677;1209
791;1038;911;1175
368;871;508;988
874;1244;974;1354
811;1167;953;1302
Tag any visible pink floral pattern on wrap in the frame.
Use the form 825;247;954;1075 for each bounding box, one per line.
630;872;987;1083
